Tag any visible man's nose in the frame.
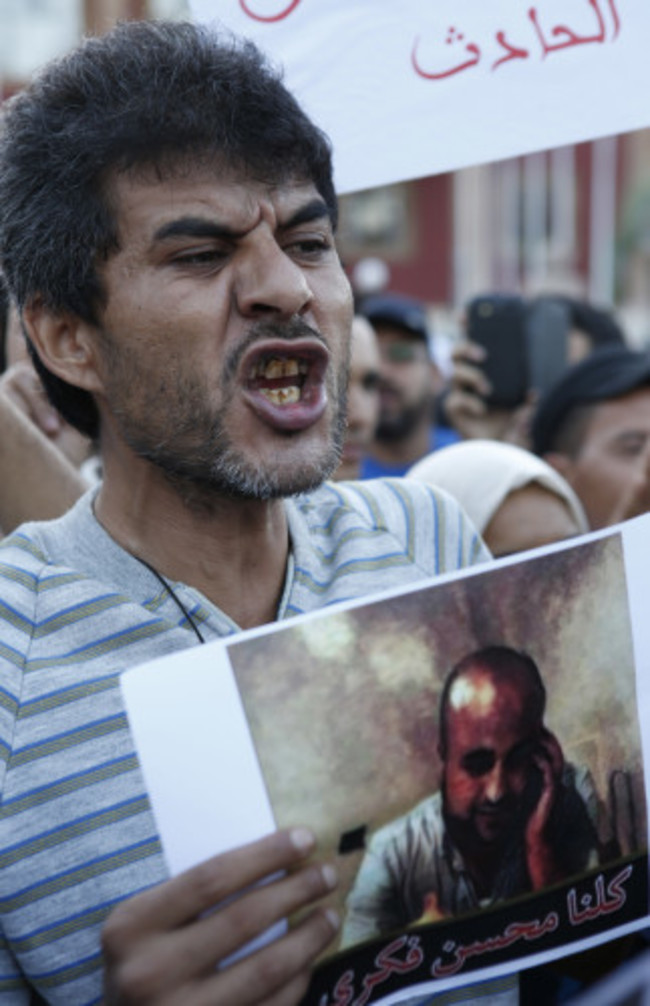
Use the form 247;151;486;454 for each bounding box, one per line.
484;762;506;803
234;238;312;319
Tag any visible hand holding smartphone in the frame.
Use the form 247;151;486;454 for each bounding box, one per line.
466;294;570;408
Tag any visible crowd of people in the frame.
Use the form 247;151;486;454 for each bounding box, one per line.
333;285;650;546
0;15;648;1006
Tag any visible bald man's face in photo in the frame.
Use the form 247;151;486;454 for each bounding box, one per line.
441;666;543;846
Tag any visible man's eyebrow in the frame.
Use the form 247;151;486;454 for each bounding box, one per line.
152;199;332;246
152;217;243;243
461;747;493;763
281;198;332;229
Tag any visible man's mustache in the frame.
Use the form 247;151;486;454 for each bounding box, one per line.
222;317;326;384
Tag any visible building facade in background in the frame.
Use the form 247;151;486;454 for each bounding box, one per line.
339;131;650;347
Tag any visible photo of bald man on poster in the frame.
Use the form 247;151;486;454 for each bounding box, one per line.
341;644;600;946
225;531;647;993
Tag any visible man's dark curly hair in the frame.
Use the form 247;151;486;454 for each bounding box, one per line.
0;19;337;437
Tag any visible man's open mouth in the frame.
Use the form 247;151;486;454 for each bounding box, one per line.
242;341;330;431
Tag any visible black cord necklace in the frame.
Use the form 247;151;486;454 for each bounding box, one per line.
136;555;206;645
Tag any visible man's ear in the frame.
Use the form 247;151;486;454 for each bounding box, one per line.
21;299;104;394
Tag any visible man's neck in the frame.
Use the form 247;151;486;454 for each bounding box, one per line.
461;845;505;899
446;816;508;899
94;462;290;631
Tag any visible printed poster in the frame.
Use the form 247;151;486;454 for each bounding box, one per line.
122;516;650;1003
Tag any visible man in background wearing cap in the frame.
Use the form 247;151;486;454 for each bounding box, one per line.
531;344;650;529
358;292;458;478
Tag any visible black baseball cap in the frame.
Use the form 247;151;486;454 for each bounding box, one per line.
531;344;650;455
359;292;429;342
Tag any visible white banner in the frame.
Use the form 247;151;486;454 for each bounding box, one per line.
189;0;650;194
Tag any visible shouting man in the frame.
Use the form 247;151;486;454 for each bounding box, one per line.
0;20;487;1005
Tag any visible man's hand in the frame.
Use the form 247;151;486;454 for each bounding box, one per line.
524;728;565;890
415;891;447;926
102;828;339;1005
0;361;62;436
0;361;92;466
444;341;535;448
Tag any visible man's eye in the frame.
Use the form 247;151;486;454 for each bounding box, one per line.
286;237;331;258
173;249;227;267
614;436;647;458
461;751;495;777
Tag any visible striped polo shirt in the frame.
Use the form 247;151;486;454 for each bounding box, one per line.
0;478;487;1004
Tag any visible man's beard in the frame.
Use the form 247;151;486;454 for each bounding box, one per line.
375;393;432;443
442;779;522;853
99;318;349;506
130;394;347;505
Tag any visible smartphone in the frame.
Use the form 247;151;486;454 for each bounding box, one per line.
525;297;570;397
466;294;529;408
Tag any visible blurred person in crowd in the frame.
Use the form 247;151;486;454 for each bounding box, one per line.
408;439;588;557
444;293;626;448
357;291;459;477
531;344;650;530
334;314;380;480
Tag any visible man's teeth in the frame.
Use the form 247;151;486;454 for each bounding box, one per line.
253;357;307;380
260;386;301;406
252;357;307;406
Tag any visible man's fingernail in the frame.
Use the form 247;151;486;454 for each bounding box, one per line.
290;827;316;855
321;863;338;890
324;908;340;932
